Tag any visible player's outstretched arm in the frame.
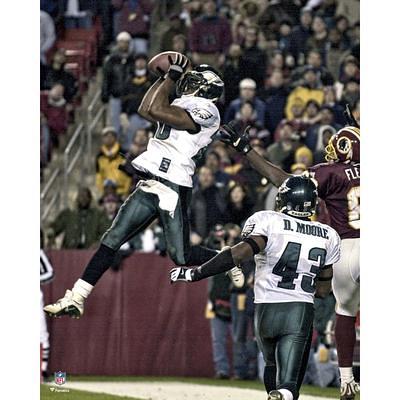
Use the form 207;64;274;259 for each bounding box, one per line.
315;265;333;298
170;236;266;283
148;54;199;132
220;121;290;187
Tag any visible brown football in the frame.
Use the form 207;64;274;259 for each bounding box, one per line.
148;51;191;76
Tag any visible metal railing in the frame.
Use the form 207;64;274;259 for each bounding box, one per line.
40;167;61;222
41;87;107;224
63;122;85;208
86;89;102;170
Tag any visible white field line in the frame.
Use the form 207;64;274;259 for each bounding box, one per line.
62;381;332;400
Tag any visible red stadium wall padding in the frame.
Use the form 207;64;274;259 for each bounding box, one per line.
42;251;215;377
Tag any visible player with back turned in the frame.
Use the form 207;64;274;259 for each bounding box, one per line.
44;53;244;319
170;175;341;400
220;118;360;400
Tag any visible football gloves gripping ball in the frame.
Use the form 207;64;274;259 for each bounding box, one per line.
167;53;190;82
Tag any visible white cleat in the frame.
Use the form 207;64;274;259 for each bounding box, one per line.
340;379;360;399
227;266;245;288
43;290;84;319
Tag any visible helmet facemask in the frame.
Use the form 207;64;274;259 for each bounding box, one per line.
176;69;224;102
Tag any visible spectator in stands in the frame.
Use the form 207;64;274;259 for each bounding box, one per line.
339;56;360;84
160;14;187;52
101;31;135;137
222;44;244;107
41;49;78;103
322;86;345;126
40;10;56;64
40;113;51;171
224;78;266;127
325;28;351;81
302;99;321;126
265;121;297;172
294;145;313;168
205;224;233;380
285;67;324;120
190;166;225;242
95;126;131;198
335;15;351;49
339;79;360;110
240;25;266;89
296;50;334;86
112;0;154;54
287;8;313;64
47;187;110;249
98;179;123;205
306;15;328;58
171;33;188;54
204;151;231;189
261;69;289;133
120;53;152;148
117;128;151;189
188;0;232;68
102;193;121;221
291;162;307;176
313;125;336;164
305;105;341;151
62;0;96;29
277;19;292;54
179;0;202;28
40;83;68;148
265;50;291;81
258;0;301;40
223;183;254;227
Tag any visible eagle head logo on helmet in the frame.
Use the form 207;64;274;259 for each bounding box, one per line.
176;64;224;103
325;126;360;163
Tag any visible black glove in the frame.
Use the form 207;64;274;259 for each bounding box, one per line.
167;53;189;82
220;120;252;154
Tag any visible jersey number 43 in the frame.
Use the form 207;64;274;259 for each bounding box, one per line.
272;242;327;294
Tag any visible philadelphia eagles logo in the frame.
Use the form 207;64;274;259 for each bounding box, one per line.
192;108;213;120
241;223;255;238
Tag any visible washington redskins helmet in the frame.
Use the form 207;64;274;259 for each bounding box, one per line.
325;126;360;163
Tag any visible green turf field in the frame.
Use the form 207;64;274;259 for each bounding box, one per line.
57;376;351;398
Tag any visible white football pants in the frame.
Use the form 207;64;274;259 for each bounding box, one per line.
332;238;360;317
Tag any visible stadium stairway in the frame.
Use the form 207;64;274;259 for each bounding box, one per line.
41;69;107;231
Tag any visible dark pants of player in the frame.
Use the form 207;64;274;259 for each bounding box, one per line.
255;302;314;400
81;176;217;286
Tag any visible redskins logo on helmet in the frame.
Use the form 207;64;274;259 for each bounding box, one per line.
325;126;360;163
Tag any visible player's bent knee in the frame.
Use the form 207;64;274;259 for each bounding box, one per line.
101;231;125;251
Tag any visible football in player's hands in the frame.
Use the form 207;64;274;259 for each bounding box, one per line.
148;51;191;78
170;267;193;283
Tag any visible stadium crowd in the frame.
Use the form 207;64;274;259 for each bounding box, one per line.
41;0;360;386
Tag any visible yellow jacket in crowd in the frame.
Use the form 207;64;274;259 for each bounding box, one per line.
285;86;324;120
95;142;131;196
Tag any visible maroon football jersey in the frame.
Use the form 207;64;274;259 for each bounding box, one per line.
309;162;360;239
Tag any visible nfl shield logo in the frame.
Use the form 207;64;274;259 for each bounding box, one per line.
54;371;66;385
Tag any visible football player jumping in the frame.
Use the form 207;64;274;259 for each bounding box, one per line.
220;121;360;400
44;54;243;318
170;175;341;400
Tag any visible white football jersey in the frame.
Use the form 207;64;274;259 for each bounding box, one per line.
132;95;220;187
242;211;341;304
